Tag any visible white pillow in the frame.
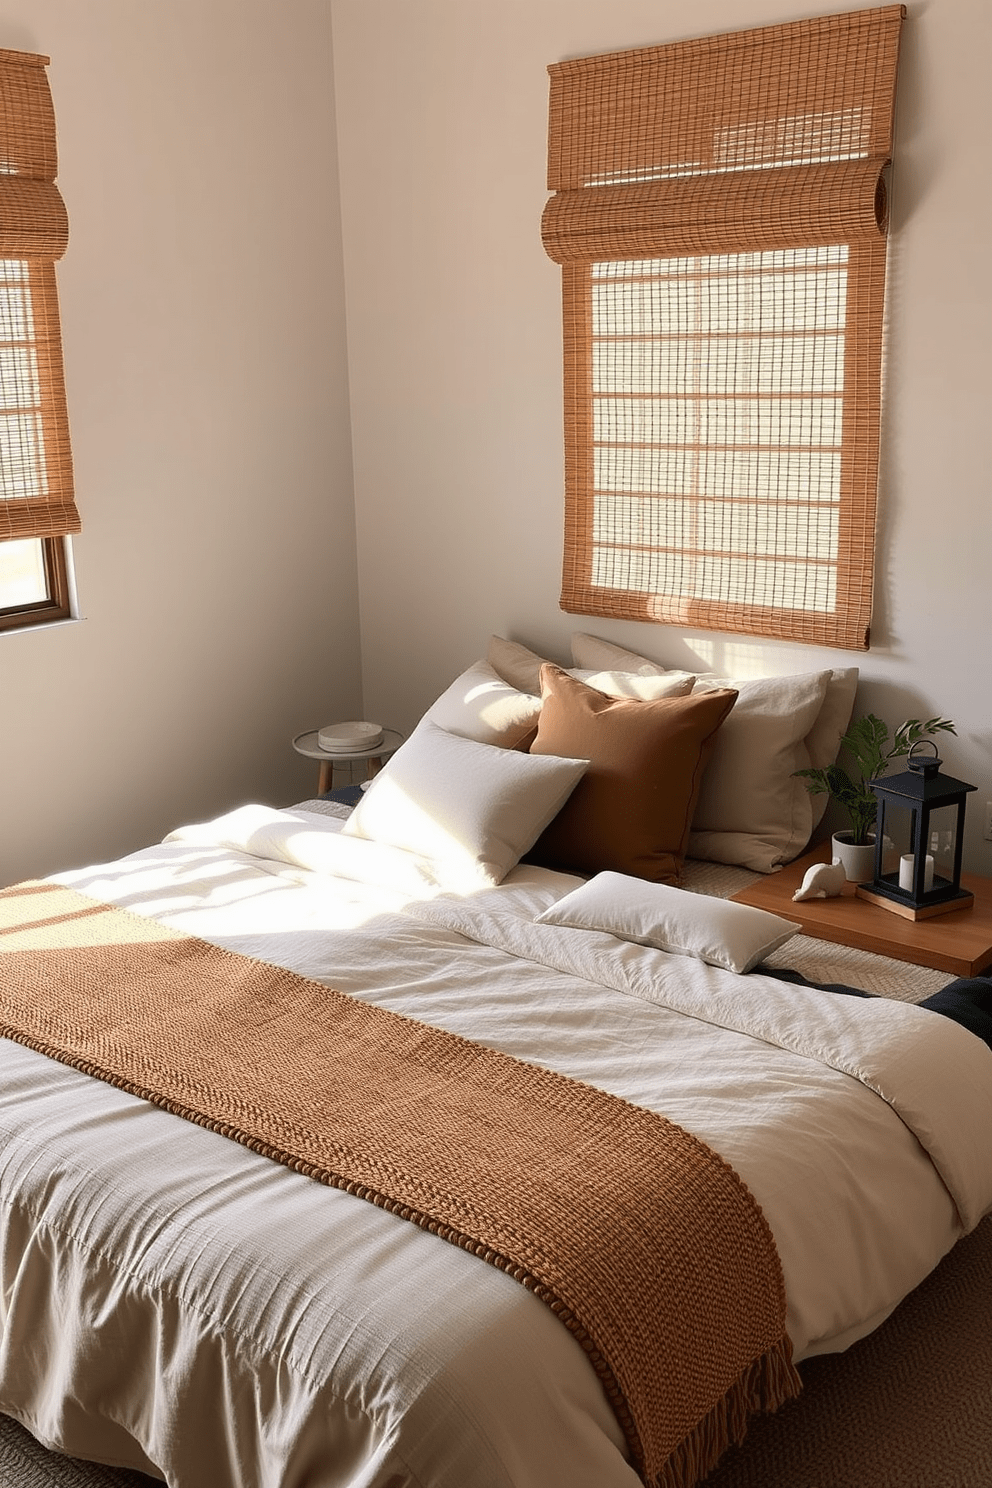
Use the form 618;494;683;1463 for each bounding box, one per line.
567;668;694;701
342;719;589;890
424;659;542;748
535;871;798;974
689;671;830;872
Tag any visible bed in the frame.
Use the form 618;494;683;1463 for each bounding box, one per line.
1;635;991;1488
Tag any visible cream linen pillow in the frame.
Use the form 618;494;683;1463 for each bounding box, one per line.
342;719;588;890
689;671;831;871
570;632;696;689
536;871;798;974
424;660;542;748
487;635;696;700
573;635;856;771
567;669;694;701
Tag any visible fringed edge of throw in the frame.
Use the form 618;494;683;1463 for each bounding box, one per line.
644;1340;803;1488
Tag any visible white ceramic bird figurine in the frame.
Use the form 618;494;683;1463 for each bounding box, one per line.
792;859;847;902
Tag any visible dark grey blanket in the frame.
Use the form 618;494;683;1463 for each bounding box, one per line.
764;967;992;1054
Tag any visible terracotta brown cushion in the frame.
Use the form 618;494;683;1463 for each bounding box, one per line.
527;666;738;884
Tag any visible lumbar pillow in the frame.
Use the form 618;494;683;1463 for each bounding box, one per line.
342;718;589;889
526;666;737;884
688;671;831;872
423;659;542;749
536;871;799;974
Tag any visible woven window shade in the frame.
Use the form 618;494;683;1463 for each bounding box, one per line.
543;6;904;651
0;48;77;545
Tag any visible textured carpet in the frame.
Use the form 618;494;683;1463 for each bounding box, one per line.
0;1416;158;1486
0;1214;988;1487
705;1211;992;1488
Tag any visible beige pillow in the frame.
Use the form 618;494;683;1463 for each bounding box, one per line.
536;872;799;974
486;635;556;695
424;660;542;748
570;632;669;675
527;666;737;884
805;667;860;828
342;718;589;890
689;671;831;872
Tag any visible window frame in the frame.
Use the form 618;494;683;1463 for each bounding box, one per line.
0;48;78;634
0;533;71;633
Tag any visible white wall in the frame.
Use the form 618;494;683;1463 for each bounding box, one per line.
332;0;992;873
0;0;361;886
3;1;988;887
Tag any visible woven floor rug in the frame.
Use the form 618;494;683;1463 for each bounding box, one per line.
0;1212;988;1488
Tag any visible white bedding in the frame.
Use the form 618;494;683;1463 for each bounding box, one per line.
1;804;991;1488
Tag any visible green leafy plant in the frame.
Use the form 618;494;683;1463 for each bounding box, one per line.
795;714;957;846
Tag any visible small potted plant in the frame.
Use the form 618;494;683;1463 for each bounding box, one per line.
795;714;957;880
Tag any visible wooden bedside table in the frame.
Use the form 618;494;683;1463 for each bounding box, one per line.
292;728;404;795
731;843;992;978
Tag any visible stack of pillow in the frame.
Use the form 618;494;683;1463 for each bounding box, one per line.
341;632;857;896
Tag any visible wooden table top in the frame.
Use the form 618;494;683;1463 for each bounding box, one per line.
731;843;992;978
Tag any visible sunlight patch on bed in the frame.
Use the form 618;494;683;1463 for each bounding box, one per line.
0;881;181;952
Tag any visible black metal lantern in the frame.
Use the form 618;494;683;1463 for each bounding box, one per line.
856;741;976;920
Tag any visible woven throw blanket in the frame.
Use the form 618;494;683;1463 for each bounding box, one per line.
0;880;801;1488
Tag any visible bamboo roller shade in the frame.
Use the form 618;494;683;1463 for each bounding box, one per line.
0;48;77;544
543;6;905;651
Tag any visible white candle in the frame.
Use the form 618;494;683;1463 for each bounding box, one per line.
899;853;933;892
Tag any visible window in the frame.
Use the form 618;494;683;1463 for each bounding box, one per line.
0;536;69;632
0;48;78;633
543;5;904;650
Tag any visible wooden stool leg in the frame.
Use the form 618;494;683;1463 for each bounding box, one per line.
366;753;384;781
318;760;333;794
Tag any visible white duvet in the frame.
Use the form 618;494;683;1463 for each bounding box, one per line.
1;804;991;1488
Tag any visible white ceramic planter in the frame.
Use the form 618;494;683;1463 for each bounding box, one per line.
831;832;877;883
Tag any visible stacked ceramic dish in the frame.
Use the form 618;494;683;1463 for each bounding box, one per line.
317;722;385;754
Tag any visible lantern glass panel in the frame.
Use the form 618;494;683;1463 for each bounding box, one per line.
877;800;914;871
927;803;960;887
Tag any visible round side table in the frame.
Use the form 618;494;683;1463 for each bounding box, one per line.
292;727;404;796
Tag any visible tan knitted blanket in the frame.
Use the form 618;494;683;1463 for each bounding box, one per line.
0;880;801;1488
